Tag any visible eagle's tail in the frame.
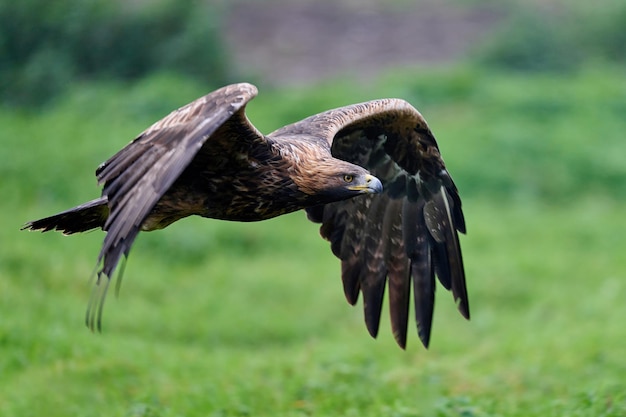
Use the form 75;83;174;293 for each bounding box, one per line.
22;197;109;235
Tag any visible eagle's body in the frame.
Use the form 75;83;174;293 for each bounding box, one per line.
24;83;469;349
145;136;343;227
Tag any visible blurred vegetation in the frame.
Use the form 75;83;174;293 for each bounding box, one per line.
2;0;626;107
3;67;624;208
0;0;229;107
475;1;626;71
2;1;626;416
2;69;625;415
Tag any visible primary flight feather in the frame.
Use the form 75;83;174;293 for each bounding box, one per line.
23;83;469;349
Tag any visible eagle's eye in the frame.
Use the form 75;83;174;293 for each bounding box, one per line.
343;174;354;183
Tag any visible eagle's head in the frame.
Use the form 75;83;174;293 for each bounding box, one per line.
292;157;383;202
273;136;383;206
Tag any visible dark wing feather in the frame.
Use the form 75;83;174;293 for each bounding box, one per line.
338;197;371;305
358;194;389;338
385;198;411;349
88;83;259;329
273;99;468;348
403;198;436;347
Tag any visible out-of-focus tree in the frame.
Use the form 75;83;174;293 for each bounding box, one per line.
0;0;229;107
474;2;626;72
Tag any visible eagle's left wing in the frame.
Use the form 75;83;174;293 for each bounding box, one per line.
271;99;468;349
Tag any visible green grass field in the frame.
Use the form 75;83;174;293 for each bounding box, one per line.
2;66;625;416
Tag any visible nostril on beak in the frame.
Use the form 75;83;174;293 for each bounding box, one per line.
365;175;383;193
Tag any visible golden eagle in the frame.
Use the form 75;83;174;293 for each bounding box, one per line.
23;83;468;349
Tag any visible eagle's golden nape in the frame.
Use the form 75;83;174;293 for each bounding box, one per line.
23;82;468;348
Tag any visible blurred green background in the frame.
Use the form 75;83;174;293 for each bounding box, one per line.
1;0;625;416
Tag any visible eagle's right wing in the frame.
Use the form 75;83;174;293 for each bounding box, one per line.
89;83;260;330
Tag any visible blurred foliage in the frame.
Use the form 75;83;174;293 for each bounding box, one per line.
475;1;626;71
0;0;229;107
3;66;625;208
3;75;626;413
3;0;625;108
2;2;626;415
2;13;626;412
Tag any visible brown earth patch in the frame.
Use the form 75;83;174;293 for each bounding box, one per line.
223;1;504;85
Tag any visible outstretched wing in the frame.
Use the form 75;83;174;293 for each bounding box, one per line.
89;82;260;329
271;99;468;349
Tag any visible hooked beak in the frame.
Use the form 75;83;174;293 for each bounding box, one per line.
348;174;383;194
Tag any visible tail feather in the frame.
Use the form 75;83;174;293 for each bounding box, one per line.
22;197;109;235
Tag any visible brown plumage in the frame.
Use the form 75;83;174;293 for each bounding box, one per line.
23;83;468;348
